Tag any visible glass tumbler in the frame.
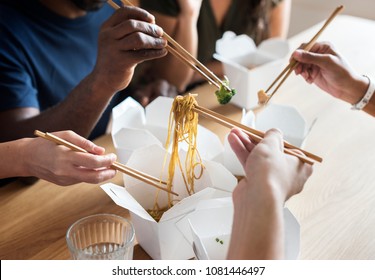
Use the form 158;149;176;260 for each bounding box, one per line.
66;214;135;260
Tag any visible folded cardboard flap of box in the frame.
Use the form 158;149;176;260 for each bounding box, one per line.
214;31;290;109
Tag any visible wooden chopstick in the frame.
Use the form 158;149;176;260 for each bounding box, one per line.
166;46;220;88
261;5;344;105
192;105;322;165
34;130;178;196
112;0;230;92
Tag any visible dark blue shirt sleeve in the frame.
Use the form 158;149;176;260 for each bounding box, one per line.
0;21;39;111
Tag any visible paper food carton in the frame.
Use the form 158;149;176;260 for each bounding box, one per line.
107;96;302;259
101;144;237;259
214;31;289;109
107;96;242;259
180;197;300;260
222;103;308;176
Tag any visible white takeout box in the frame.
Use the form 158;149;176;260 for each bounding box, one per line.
179;197;300;260
101;144;237;259
107;96;302;259
107;96;238;259
221;103;308;176
111;96;224;165
214;31;289;109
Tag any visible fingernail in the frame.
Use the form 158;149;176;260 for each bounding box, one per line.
108;153;117;161
293;50;302;58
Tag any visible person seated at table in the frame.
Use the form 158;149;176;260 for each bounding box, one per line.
138;0;291;92
0;0;176;143
226;128;312;259
292;42;375;117
0;130;117;186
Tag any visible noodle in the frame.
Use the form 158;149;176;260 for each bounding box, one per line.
148;94;205;221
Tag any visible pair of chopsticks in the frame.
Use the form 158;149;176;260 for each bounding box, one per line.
107;0;231;92
192;105;322;165
259;5;344;105
34;130;178;196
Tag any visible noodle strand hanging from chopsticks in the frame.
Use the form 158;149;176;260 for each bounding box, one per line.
148;94;205;221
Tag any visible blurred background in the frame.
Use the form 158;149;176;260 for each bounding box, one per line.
290;0;375;36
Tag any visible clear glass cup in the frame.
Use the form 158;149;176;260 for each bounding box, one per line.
66;214;135;260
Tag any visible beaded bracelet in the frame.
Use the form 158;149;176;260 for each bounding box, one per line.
351;75;375;110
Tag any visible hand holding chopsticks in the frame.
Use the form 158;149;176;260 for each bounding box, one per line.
34;130;178;196
259;5;344;105
192;105;322;165
108;0;231;93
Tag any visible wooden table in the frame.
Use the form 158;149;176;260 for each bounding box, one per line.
1;15;375;260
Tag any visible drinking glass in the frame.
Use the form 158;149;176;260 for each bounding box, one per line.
66;214;135;260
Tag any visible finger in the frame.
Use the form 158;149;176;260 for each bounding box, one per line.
111;20;165;41
294;63;303;75
231;128;255;151
301;71;313;84
227;132;249;168
228;128;255;167
51;130;105;155
70;152;117;169
293;50;334;70
71;168;117;184
103;6;155;28
261;129;283;152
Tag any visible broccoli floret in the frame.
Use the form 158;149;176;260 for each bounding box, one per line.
215;80;236;105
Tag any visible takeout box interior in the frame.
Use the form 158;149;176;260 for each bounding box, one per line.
180;197;300;260
214;31;289;109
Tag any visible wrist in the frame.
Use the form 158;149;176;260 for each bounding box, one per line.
15;138;33;177
85;71;118;99
342;74;368;103
351;75;375;110
179;12;200;23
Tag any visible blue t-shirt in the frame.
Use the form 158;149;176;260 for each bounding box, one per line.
0;0;121;139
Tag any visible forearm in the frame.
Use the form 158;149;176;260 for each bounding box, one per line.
269;0;291;38
0;138;29;179
0;73;114;141
227;199;284;260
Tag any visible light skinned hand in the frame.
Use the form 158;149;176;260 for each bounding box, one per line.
228;128;312;204
21;130;117;186
227;128;312;259
292;42;368;104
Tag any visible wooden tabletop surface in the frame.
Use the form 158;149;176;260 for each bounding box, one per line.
1;15;375;260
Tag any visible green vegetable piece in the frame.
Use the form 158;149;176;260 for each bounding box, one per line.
215;237;224;245
215;79;236;105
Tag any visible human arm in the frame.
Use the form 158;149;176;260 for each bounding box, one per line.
269;0;291;38
143;0;203;92
226;128;312;259
0;130;117;186
0;6;168;142
292;42;375;116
